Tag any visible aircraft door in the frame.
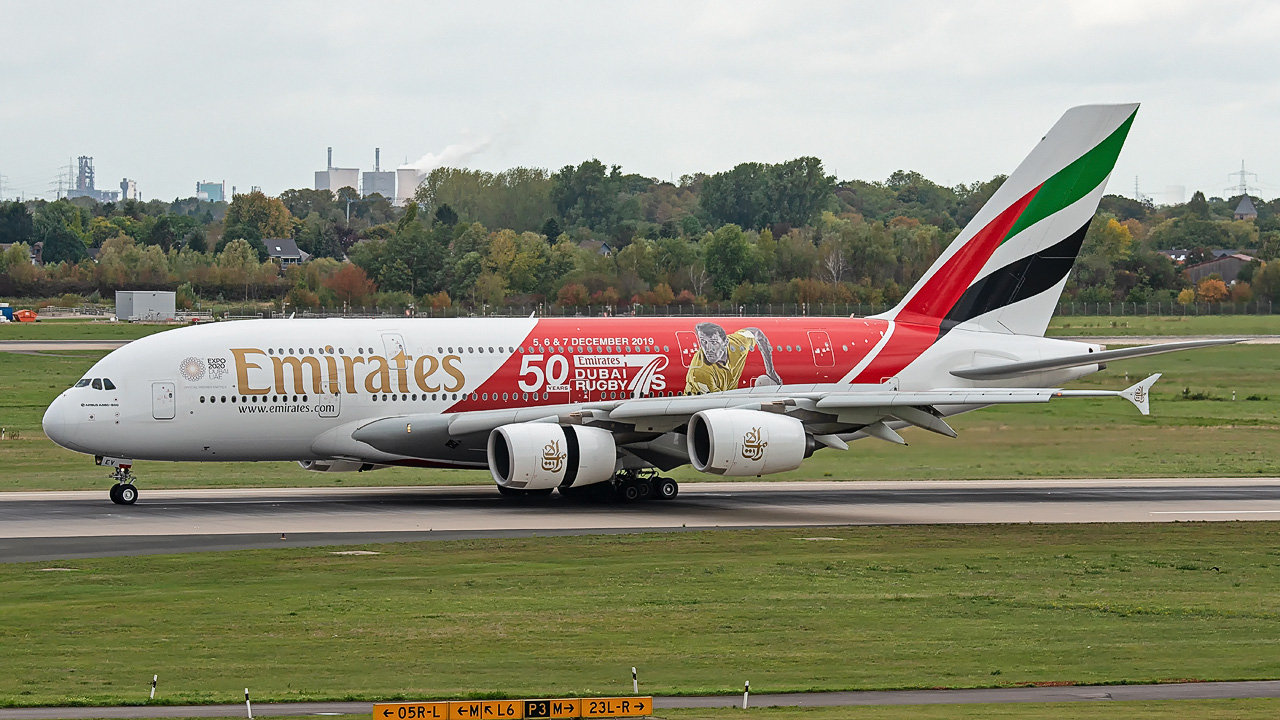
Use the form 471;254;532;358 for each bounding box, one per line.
808;331;835;367
382;333;407;361
675;331;699;368
152;382;175;420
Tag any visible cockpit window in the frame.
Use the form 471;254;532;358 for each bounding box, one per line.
102;378;116;390
91;379;103;390
74;379;91;388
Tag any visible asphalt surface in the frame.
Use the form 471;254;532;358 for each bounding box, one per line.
2;681;1280;718
4;479;1280;563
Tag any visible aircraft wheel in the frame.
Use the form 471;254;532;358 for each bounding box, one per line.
655;478;679;500
109;484;123;504
618;480;645;503
118;484;138;505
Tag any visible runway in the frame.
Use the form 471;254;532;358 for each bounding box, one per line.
4;478;1280;562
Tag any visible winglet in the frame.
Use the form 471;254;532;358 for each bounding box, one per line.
1120;373;1160;416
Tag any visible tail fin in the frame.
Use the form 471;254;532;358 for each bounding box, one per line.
880;103;1138;337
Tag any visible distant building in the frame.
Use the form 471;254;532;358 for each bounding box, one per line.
1186;253;1256;284
1234;195;1258;221
578;240;613;256
120;178;138;201
363;148;395;198
314;146;359;195
196;181;225;203
395;167;422;205
0;243;39;265
264;237;309;266
116;291;176;321
66;156;119;203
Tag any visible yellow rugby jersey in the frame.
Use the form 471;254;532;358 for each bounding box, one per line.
684;330;757;394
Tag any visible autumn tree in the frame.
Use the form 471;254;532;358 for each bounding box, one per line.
223;190;293;243
1195;277;1228;303
323;262;376;307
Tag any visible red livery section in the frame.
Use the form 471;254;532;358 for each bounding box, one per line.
442;316;895;413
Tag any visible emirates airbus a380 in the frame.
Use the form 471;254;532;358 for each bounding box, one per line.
43;104;1237;505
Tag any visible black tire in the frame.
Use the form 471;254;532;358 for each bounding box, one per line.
109;484;123;504
619;480;644;503
655;478;679;500
118;484;138;505
636;480;653;500
496;485;522;497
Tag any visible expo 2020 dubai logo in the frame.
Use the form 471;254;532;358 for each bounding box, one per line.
179;356;206;382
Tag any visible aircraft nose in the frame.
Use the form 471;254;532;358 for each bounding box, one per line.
42;393;73;450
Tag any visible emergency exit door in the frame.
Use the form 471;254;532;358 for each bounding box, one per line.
152;382;175;420
807;331;835;367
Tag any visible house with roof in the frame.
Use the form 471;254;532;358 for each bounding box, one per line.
263;237;310;266
1234;196;1258;221
1186;252;1256;284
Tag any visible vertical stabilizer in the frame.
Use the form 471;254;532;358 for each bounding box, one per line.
879;103;1138;337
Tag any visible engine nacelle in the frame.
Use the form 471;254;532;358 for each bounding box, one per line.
487;424;617;490
297;460;379;472
687;409;807;476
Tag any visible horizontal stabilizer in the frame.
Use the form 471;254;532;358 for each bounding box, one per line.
950;338;1243;380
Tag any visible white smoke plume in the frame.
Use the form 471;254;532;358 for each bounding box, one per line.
401;136;493;174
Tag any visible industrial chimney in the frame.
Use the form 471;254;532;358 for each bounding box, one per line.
375;148;381;173
327;146;333;170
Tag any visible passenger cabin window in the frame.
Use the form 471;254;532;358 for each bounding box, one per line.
74;379;91;388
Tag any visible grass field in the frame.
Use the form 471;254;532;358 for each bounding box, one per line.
2;341;1277;491
0;320;177;341
1045;314;1280;336
5;524;1280;707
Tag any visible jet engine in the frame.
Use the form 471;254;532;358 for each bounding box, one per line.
487;424;617;490
297;460;379;472
687;408;808;476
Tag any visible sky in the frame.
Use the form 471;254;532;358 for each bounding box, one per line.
3;1;1279;204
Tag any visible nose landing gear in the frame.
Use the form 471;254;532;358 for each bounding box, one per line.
103;462;138;505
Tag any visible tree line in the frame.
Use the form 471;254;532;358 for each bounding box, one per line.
3;157;1280;310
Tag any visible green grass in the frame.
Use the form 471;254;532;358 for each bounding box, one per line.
2;342;1276;491
1046;314;1280;336
5;524;1280;707
0;320;178;340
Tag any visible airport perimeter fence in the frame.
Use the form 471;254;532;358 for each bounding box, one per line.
1054;301;1276;316
232;300;1280;319
23;300;1277;321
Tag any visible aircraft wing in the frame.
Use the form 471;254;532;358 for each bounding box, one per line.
949;338;1242;380
350;375;1161;458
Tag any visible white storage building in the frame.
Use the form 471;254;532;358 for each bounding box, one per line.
116;291;176;322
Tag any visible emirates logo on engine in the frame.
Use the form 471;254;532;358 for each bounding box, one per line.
541;439;567;473
741;427;767;461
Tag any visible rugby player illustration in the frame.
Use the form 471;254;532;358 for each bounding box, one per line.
684;322;782;394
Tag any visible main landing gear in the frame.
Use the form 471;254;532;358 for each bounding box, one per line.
106;465;138;505
556;470;679;504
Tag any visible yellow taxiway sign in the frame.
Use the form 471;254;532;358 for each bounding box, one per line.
373;697;651;720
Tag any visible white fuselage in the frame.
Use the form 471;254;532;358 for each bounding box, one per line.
42;317;1102;467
